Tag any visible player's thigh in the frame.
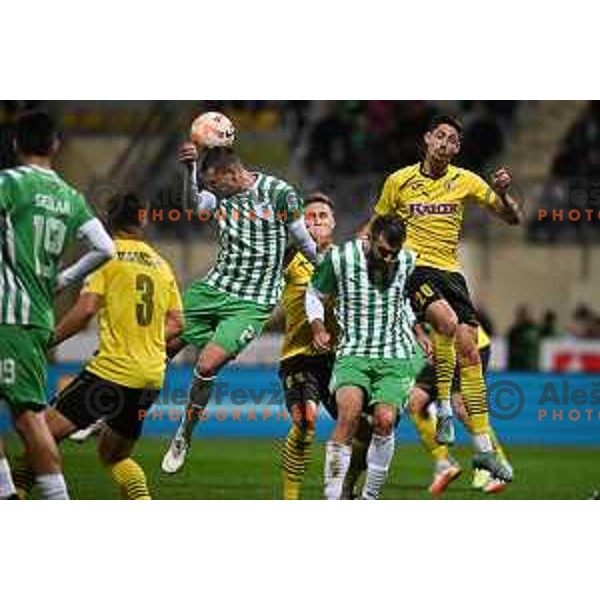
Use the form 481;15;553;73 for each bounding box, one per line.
371;358;418;414
279;354;334;424
104;386;159;443
331;356;371;409
180;281;222;351
212;301;271;358
53;370;115;432
0;326;50;415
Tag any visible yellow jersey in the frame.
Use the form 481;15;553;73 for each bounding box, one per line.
84;238;182;389
375;163;499;272
280;251;336;362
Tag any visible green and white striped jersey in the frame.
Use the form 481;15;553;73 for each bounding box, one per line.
311;239;418;359
0;165;94;331
203;173;303;307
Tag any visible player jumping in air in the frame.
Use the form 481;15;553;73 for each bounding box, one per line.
369;115;522;482
307;215;429;500
161;144;319;474
279;192;337;500
0;110;114;500
12;193;183;500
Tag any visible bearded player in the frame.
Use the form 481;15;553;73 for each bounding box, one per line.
369;115;522;482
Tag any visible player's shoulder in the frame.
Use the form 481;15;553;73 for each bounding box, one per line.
0;165;32;185
386;163;421;187
449;165;485;185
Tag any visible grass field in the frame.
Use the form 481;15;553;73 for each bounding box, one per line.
28;437;600;499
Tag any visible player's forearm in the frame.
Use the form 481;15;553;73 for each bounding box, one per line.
289;218;319;265
305;285;326;322
495;192;523;225
57;219;115;291
187;163;217;212
53;306;95;346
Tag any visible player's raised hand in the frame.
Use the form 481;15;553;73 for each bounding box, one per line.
492;166;512;194
179;142;198;166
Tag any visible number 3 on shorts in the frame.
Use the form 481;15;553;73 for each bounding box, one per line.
0;358;16;385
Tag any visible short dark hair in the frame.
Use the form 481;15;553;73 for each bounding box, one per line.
370;215;406;248
15;110;59;156
199;146;240;174
106;192;147;233
305;191;335;211
427;114;463;137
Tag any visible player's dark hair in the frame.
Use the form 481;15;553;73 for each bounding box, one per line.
199;146;240;173
305;191;335;211
427;114;463;137
106;192;148;233
370;215;406;248
14;110;59;156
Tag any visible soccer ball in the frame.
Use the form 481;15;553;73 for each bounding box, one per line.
190;111;236;149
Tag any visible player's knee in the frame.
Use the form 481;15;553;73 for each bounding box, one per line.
373;409;395;436
436;315;458;338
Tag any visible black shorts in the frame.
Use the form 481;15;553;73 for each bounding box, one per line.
53;370;159;441
279;354;336;419
415;345;492;397
408;266;479;326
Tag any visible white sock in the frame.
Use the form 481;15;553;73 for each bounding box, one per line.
438;400;453;418
36;473;70;500
324;441;352;500
362;434;395;500
473;433;493;453
0;458;16;498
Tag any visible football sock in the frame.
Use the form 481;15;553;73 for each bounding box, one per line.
490;427;508;463
36;473;69;500
412;409;450;465
282;422;315;500
460;362;492;450
432;331;456;417
110;458;151;500
361;433;395;500
179;371;215;442
324;441;352;500
0;458;16;499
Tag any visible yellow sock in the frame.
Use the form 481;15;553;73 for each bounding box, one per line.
490;427;508;463
411;409;449;463
432;331;456;404
459;363;490;435
282;423;314;500
110;458;151;500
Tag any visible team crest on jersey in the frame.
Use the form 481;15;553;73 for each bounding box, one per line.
409;203;458;216
445;180;457;192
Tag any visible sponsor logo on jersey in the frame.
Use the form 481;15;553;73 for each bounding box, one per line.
409;203;459;216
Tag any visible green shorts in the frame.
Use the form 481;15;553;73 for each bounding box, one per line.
330;354;424;409
181;280;273;356
0;325;51;413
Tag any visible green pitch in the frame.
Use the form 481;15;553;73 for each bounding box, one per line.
33;438;600;499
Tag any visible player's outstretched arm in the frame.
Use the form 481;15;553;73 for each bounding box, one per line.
488;166;524;225
53;292;102;346
57;219;115;292
288;217;319;265
180;143;217;213
305;285;331;351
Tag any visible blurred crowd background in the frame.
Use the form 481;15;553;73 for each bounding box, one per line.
1;100;599;371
